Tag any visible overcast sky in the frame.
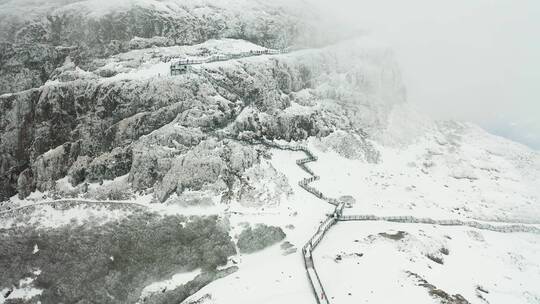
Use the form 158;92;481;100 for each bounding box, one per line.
310;0;540;149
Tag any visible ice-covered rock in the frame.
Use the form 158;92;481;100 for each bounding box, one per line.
1;37;405;202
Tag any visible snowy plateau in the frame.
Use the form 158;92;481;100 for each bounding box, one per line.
0;0;539;304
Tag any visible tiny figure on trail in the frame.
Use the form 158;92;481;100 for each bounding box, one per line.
321;292;325;300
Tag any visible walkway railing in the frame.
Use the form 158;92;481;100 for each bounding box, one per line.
5;135;538;304
170;49;289;75
254;137;540;304
254;138;345;304
339;215;540;234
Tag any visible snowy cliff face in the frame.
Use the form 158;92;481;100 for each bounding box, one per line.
0;0;376;202
0;31;405;202
0;0;309;95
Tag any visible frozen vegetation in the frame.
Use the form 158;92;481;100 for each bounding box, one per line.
0;0;539;304
0;213;236;304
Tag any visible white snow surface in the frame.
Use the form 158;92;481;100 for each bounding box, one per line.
182;148;334;304
43;38;273;85
139;268;202;301
3;115;538;304
1;0;537;302
2;105;539;304
308;120;540;223
315;221;540;304
0;203;134;230
182;115;540;304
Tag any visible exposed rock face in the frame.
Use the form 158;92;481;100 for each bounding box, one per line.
0;37;405;202
142;266;239;304
0;1;406;203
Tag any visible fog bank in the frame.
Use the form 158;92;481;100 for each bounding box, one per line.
309;0;540;149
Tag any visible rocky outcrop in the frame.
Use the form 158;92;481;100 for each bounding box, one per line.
0;42;63;95
0;0;405;204
142;266;239;304
232;159;293;208
314;130;381;163
154;139;259;202
1;38;405;202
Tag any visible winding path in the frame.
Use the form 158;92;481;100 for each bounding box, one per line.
169;51;540;301
258;139;540;304
1;135;538;303
256;139;344;304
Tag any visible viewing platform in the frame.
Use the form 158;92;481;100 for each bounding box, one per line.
170;49;287;75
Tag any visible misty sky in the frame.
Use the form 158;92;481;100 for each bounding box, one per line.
311;0;539;149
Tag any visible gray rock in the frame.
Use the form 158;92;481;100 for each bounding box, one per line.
31;143;72;193
0;0;305;95
154;139;258;202
0;16;405;202
67;156;92;186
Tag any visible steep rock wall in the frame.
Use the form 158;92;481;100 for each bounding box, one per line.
0;39;406;202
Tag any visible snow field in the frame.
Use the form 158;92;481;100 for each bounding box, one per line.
314;220;540;304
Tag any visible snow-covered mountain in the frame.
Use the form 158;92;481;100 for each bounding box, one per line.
0;1;539;304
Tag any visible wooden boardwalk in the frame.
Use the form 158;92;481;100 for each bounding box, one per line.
170;49;288;75
3;136;538;304
258;138;540;304
256;139;344;304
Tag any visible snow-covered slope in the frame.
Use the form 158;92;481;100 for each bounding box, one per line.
1;1;539;303
311;119;540;223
